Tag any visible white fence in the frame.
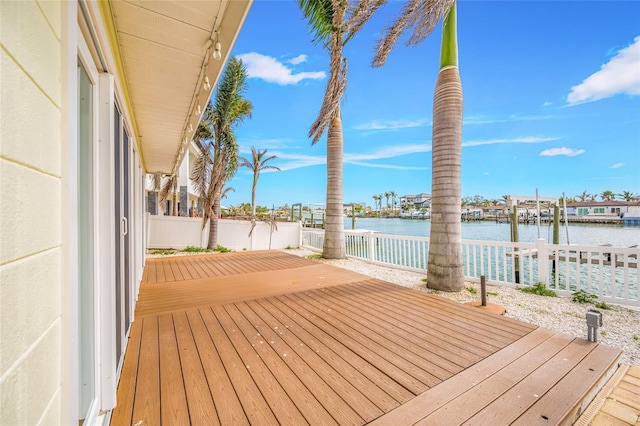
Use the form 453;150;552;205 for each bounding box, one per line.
302;229;640;307
146;214;301;251
146;214;209;249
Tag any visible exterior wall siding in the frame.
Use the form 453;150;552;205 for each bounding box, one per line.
0;0;63;424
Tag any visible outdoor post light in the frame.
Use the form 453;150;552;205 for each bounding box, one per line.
586;309;603;342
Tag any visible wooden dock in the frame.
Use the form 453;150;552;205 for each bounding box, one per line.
111;250;622;425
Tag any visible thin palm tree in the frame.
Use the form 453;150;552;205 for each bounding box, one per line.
239;147;281;217
192;57;252;249
576;191;590;202
373;0;462;291
384;191;391;212
298;0;385;259
390;190;397;213
372;194;380;216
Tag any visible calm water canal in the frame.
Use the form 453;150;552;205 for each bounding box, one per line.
345;218;640;248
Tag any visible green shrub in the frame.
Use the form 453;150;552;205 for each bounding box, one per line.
518;283;557;297
182;246;213;253
306;254;322;260
487;291;499;296
594;301;612;310
572;290;598;304
572;290;611;310
466;287;477;294
151;249;176;255
215;245;232;253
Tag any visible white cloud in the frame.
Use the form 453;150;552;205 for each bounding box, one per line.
266;152;326;171
567;36;640;105
543;101;552;107
462;136;560;147
289;54;307;65
237;52;326;85
539;147;586;157
267;143;431;172
610;162;625;169
354;119;431;131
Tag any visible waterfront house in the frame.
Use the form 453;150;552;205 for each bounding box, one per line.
0;1;252;424
400;193;431;217
567;201;639;217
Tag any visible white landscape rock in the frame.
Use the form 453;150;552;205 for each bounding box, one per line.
285;248;640;366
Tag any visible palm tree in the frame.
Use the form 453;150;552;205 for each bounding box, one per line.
239;147;281;217
576;191;590;202
372;194;381;216
192;57;252;249
390;190;397;213
384;191;391;212
600;190;616;201
373;0;462;291
618;191;638;202
298;0;385;259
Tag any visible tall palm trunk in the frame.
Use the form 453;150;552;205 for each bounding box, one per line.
251;174;258;217
323;111;345;259
427;3;464;291
208;190;221;249
172;177;179;216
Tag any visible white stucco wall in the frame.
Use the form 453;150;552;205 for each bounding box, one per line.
0;1;64;424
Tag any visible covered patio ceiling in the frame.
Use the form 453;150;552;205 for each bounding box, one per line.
107;0;252;174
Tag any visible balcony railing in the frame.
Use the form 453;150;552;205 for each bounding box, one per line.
302;230;640;307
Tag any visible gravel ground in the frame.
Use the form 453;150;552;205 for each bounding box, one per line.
284;248;640;366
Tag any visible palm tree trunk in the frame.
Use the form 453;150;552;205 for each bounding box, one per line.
208;191;221;249
427;3;464;292
322;111;345;259
172;177;178;216
251;175;257;217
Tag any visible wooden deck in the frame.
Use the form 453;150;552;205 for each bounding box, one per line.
111;250;622;425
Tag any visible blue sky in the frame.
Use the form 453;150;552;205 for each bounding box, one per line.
222;0;640;209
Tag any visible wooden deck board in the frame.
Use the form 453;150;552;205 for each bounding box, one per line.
109;317;143;425
112;251;622;425
172;312;219;425
157;314;190;425
130;317;160;426
235;300;374;423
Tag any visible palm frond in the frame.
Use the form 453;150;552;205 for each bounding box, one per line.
298;0;336;45
372;0;455;67
151;173;162;191
190;151;211;200
159;174;175;205
344;0;386;44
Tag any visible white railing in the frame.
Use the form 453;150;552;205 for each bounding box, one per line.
302;229;640;307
